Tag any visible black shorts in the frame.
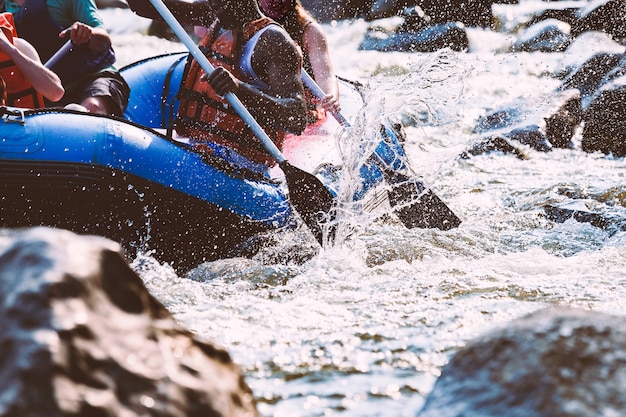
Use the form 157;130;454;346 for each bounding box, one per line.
60;69;130;117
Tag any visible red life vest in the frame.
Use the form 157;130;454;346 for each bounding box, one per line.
175;18;285;166
0;12;45;108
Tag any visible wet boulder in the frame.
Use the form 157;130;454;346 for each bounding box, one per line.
544;202;626;235
469;88;581;154
469;108;550;154
558;52;624;99
368;0;416;20
543;186;626;234
503;125;551;152
558;30;626;75
0;227;258;417
510;18;572;53
412;0;495;28
492;1;584;33
460;135;528;160
417;306;626;417
581;74;626;156
473;107;527;133
543;88;582;149
570;0;626;40
300;0;374;22
524;1;586;27
360;21;469;52
368;0;520;25
474;125;551;154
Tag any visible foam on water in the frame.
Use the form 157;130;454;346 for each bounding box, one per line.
109;7;626;416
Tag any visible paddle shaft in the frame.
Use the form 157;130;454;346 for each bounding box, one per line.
44;40;73;69
148;0;286;163
301;69;350;127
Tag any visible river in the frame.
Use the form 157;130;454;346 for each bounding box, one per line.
102;6;626;417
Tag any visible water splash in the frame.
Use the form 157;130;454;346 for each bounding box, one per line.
109;12;626;417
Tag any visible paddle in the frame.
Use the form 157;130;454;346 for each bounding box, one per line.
146;0;335;245
44;40;72;69
301;70;461;231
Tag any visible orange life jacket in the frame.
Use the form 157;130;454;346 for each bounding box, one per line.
0;12;45;108
175;18;285;166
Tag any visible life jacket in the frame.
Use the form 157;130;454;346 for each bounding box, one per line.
0;12;45;108
11;0;116;87
175;18;285;166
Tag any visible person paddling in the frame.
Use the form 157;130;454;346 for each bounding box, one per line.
1;0;130;116
258;0;341;124
0;12;63;107
175;0;307;172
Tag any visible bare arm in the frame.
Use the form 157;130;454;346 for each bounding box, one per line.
302;21;341;113
206;27;307;134
0;34;65;102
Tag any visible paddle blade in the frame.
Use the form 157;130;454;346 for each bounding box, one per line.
386;171;462;231
279;161;336;245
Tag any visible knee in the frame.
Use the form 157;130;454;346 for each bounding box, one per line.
80;96;118;116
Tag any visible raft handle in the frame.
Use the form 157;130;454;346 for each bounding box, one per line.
3;108;26;125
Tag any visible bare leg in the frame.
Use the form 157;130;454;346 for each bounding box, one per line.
80;96;119;116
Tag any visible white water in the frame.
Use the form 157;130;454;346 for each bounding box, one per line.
104;7;626;417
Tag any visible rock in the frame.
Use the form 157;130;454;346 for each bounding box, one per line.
360;21;469;52
0;227;258;417
558;31;625;74
460;136;528;159
413;0;495;28
473;107;526;133
525;2;586;27
492;1;584;34
464;124;550;156
543;88;582;149
543;203;626;235
511;18;572;53
417;306;626;417
543;187;626;234
581;74;626;156
558;52;624;99
368;0;415;20
598;54;626;87
570;0;626;40
300;0;375;22
471;88;583;153
506;125;552;152
470;108;546;154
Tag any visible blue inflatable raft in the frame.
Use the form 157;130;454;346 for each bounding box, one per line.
0;52;456;272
